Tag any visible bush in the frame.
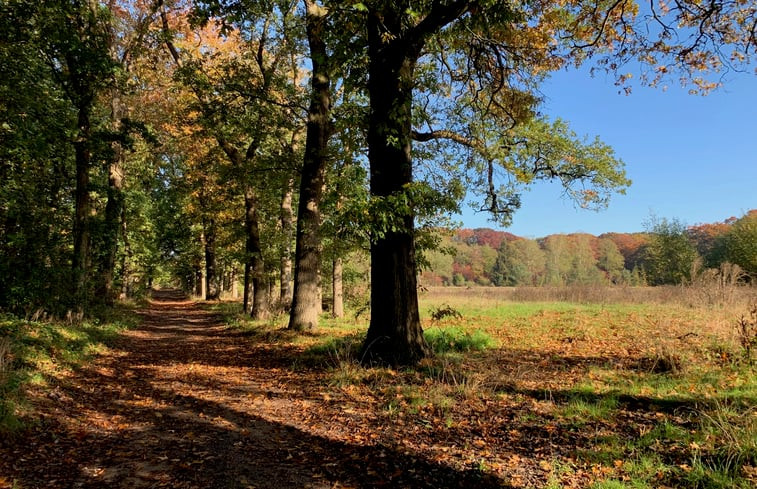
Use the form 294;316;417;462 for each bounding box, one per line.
736;302;757;364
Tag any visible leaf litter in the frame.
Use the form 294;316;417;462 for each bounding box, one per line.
1;289;754;488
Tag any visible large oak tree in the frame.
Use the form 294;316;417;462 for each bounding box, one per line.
353;0;756;365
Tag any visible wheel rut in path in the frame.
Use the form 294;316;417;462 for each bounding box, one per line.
1;289;508;489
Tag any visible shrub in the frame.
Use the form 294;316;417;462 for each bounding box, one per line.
424;327;494;354
736;302;757;364
429;304;463;321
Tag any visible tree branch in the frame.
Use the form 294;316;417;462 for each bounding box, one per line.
411;129;475;148
570;0;628;51
405;0;473;55
159;7;182;68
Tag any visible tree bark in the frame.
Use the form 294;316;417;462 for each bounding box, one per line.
332;257;344;318
230;266;238;299
204;217;219;300
360;9;431;366
195;264;203;297
100;90;125;305
279;178;294;309
119;204;130;299
198;231;207;299
245;185;268;319
243;262;251;313
72;102;92;316
288;0;331;331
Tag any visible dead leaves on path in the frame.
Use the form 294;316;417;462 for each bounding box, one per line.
1;296;754;488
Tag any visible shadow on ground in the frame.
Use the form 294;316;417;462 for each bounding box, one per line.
0;289;510;489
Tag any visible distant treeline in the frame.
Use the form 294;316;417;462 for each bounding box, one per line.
420;211;757;287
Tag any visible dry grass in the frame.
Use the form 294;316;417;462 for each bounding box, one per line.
736;302;757;363
219;285;757;488
421;284;755;308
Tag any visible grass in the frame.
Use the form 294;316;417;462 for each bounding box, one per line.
424;326;495;353
559;391;619;422
0;306;138;432
214;286;757;488
418;289;756;487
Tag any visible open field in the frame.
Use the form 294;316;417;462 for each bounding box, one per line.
223;285;757;488
1;286;755;488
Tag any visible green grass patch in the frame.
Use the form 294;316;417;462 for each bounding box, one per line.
684;455;756;489
0;307;138;432
576;434;625;465
636;420;692;449
424;326;494;353
559;392;619;422
302;332;364;366
588;480;628;489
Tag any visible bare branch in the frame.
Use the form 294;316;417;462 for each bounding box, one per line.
570;0;628;51
411;129;475;148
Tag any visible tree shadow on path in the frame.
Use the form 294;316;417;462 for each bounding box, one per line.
0;289;511;489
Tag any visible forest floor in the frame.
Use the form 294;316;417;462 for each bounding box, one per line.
1;288;755;488
0;289;506;488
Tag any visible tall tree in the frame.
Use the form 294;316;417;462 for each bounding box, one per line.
160;1;302;317
356;0;756;364
358;1;627;364
0;1;76;314
98;0;158;304
288;0;332;331
642;216;699;285
721;211;757;280
4;0;117;314
597;238;625;283
491;238;545;286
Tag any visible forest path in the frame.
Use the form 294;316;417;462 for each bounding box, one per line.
2;289;333;489
1;290;503;489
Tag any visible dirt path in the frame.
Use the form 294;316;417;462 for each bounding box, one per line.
1;290;503;489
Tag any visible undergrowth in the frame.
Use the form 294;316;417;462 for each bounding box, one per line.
0;306;138;432
424;326;495;353
213;289;757;487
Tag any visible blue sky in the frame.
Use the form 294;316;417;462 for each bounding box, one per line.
458;66;757;238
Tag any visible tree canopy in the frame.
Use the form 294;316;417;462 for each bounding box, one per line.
1;0;754;364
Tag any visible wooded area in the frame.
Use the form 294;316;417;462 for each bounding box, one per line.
422;211;757;287
2;0;755;365
1;2;756;486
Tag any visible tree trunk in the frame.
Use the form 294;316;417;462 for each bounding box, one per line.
243;262;251;313
245;185;268;319
100;91;124;305
204;217;219;300
332;257;344;318
288;1;330;331
279;178;294;309
119;204;131;299
72;103;92;315
198;231;207;299
195;265;203;297
230;266;238;299
360;14;430;366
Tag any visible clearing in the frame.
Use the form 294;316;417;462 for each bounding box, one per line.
1;287;755;488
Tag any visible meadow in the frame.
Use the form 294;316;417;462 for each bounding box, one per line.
231;285;757;488
2;285;755;488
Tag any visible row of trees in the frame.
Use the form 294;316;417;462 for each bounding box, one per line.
423;211;757;287
2;0;754;364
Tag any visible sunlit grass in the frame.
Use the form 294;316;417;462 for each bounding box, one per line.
0;306;138;432
424;326;495;353
214;286;757;487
